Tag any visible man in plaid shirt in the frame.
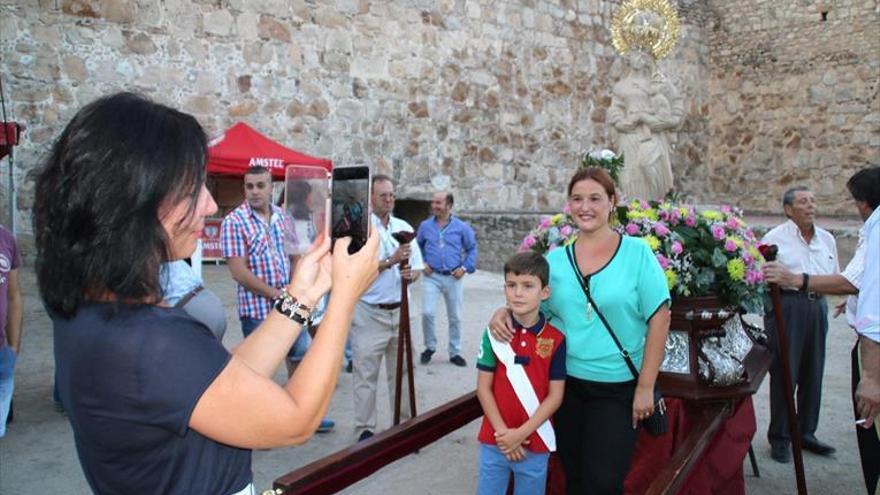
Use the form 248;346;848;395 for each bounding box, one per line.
221;165;335;433
221;166;290;338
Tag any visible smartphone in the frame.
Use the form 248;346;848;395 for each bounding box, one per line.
330;166;371;254
284;165;331;256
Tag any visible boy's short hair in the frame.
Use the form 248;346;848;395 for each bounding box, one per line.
504;251;550;287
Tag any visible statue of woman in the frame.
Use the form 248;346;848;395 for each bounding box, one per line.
608;50;684;201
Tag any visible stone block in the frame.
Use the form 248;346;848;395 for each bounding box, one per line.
229;100;258;117
204;10;234;37
236;12;260;39
258;15;291;42
124;31;157;55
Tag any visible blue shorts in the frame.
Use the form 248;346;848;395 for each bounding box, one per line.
476;443;549;495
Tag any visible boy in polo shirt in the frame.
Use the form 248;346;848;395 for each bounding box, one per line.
475;252;566;495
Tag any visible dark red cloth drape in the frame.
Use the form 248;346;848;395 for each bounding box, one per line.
542;397;756;495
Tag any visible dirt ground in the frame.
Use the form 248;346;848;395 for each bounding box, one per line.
0;257;868;495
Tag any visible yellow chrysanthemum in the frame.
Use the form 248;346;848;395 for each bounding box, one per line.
644;235;661;251
727;236;744;248
679;207;689;217
727;258;746;281
627;210;646;220
645;208;659;221
664;269;678;290
550;214;564;226
702;210;724;221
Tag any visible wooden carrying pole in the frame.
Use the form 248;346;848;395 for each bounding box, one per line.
763;245;808;495
391;231;417;424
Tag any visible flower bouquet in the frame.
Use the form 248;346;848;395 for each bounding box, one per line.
616;200;767;313
582;148;625;182
520;200;766;313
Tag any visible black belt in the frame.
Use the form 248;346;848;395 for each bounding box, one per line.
780;289;823;301
374;302;401;310
432;269;454;276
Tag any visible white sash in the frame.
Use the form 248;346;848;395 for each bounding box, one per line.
489;332;556;451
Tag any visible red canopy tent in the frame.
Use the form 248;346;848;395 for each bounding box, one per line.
206;122;332;178
0;122;22;161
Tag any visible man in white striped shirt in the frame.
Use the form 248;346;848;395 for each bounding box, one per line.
763;167;880;493
761;186;839;463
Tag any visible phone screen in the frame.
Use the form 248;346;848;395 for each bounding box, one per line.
331;166;371;254
284;165;331;256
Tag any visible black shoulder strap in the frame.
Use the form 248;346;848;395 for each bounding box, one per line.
564;243;640;379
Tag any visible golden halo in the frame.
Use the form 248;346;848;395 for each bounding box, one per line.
611;0;680;60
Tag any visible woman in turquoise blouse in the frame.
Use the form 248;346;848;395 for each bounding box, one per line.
491;167;670;494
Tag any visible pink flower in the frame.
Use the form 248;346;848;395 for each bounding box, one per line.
625;223;640;235
671;241;684;255
640;200;650;209
539;217;551;229
523;235;536;249
654;223;670;237
721;205;732;214
656;254;670;269
742;252;753;264
726;217;739;230
724;239;738;252
711;225;726;240
562;204;571;214
685;215;697;227
746;270;763;285
560;225;573;237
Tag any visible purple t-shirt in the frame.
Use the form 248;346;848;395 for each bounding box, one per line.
0;225;21;348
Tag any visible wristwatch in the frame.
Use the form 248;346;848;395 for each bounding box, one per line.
273;290;313;326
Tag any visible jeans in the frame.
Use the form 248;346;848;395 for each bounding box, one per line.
477;443;549;495
240;317;311;363
0;345;17;437
421;273;464;357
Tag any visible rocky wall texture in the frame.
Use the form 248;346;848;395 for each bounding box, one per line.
5;1;875;269
1;0;713;264
702;0;880;215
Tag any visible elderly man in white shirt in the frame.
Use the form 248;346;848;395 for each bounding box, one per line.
763;167;880;493
761;186;840;463
350;174;424;442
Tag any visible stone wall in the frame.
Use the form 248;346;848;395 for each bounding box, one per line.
702;0;880;215
0;0;712;268
2;1;875;270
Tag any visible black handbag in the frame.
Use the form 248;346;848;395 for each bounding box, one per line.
564;243;668;436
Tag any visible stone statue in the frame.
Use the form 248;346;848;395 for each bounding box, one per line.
608;50;684;201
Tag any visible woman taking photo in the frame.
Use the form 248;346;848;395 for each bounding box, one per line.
491;167;670;494
33;92;379;495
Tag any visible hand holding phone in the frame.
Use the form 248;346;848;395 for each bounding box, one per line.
331;166;371;254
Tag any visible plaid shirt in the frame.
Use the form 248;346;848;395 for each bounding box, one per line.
221;202;290;320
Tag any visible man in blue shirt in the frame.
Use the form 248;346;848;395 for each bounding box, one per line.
416;191;478;367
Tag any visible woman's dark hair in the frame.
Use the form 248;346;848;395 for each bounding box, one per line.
846;167;880;210
567;166;617;200
33;92;207;317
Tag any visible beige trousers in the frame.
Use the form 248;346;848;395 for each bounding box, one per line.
351;300;412;437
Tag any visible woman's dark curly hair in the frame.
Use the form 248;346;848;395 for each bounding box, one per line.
33;92;207;317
